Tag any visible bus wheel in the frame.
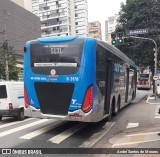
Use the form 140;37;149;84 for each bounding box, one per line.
132;92;135;100
0;116;2;121
17;108;25;121
113;98;120;116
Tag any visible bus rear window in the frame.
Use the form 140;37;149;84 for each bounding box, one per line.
0;85;7;99
30;39;84;68
138;74;149;81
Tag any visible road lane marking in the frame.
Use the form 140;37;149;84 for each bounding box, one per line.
155;105;160;118
126;123;139;129
48;123;87;144
0;119;49;137
20;121;64;139
127;131;160;137
112;139;160;147
111;131;160;147
80;122;115;147
0;118;35;129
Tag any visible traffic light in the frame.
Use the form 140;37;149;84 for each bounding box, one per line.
111;32;125;45
117;32;124;44
111;33;116;45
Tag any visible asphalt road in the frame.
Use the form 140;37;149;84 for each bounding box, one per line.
0;89;158;157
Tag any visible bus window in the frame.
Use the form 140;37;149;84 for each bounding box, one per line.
30;39;84;75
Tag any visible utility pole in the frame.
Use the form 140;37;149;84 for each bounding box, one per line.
129;36;158;75
129;36;158;98
3;10;9;81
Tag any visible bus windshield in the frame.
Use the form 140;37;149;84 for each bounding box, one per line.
30;39;84;68
138;74;149;81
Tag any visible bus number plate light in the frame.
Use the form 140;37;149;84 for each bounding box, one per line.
70;114;82;120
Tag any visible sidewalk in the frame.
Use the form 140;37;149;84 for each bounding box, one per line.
146;93;160;114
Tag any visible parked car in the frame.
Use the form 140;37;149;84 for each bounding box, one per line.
0;81;25;120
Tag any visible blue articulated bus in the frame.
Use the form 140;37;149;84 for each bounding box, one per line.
24;36;137;122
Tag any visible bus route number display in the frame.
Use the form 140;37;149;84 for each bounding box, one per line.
43;45;68;55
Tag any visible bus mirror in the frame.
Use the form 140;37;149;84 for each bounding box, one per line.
24;47;27;53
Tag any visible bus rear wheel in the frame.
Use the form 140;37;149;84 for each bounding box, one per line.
113;98;120;116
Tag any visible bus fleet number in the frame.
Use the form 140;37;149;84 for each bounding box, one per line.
66;77;79;82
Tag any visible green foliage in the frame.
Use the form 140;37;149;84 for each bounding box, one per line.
0;45;20;80
116;0;160;74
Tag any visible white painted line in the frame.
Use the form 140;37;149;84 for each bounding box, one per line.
148;97;155;100
154;116;160;118
0;119;49;137
146;98;160;105
80;122;115;147
112;139;160;147
20;121;63;139
127;131;160;137
155;113;160;116
126;123;139;129
0;118;35;129
48;123;87;144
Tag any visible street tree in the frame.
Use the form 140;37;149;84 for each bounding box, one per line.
115;0;160;74
0;44;20;80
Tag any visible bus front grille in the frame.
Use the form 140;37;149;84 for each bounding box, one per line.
34;82;74;116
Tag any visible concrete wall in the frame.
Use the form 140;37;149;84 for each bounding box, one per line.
11;0;32;12
0;0;41;57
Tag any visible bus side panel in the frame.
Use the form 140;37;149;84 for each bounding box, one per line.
83;40;104;121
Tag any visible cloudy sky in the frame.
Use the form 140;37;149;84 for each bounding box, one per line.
88;0;126;38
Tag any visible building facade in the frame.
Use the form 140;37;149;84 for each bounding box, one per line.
105;20;109;42
0;0;41;68
105;15;118;44
88;21;102;40
31;0;88;37
11;0;32;12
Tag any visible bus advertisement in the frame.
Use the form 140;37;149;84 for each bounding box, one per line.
23;36;137;122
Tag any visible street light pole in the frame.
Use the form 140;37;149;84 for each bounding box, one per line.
3;10;9;81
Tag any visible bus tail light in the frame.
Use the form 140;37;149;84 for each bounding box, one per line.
9;103;13;109
24;85;30;108
82;86;93;113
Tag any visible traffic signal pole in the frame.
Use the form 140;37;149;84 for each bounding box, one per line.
129;36;158;99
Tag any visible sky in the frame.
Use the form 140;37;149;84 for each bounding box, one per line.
88;0;126;38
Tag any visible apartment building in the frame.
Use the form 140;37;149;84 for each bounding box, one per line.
31;0;88;37
88;21;102;40
105;15;118;44
105;20;109;42
11;0;32;12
